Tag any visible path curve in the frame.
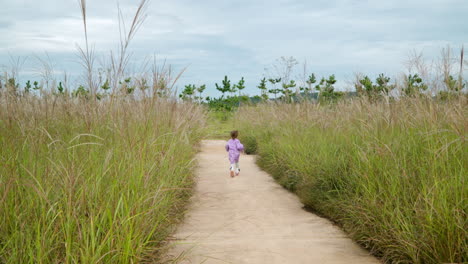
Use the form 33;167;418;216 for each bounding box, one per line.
168;140;380;264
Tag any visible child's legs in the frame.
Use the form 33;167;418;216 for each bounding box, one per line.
229;157;240;176
229;157;239;170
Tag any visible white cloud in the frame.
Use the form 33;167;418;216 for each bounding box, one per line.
0;0;467;96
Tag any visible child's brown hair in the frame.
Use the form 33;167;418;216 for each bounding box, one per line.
230;130;238;139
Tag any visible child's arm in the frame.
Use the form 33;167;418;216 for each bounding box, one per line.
237;141;244;152
225;143;229;152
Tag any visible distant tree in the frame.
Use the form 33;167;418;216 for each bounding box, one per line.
316;75;342;102
24;80;32;93
444;75;465;92
119;77;135;95
126;78;135;95
281;80;296;101
268;78;282;99
6;78;19;94
138;78;149;93
179;84;196;101
215;76;231;98
403;74;427;96
33;81;41;90
305;73;316;95
73;85;89;98
230;81;237;96
101;79;110;91
196;84;206;102
57;82;64;94
154;77;170;98
299;73;317;100
234;77;246;96
355;76;372;94
375;73;393;95
257;77;268;100
355;73;394;102
437;74;465;100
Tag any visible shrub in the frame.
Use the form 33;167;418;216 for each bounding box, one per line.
240;134;258;154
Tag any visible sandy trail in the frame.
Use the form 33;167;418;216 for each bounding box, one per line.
167;140;380;264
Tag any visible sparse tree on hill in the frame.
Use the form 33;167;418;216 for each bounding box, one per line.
24;80;32;93
234;77;246;97
257;77;268;101
305;73;316;95
196;84;206;102
355;73;395;102
316;75;342;102
268;78;281;100
403;74;427;97
215;75;231;98
179;84;196;101
281;80;296;101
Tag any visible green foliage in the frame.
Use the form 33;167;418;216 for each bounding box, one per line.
257;77;269;101
180;84;206;102
268;78;282;99
300;73;317;95
100;79;111;94
205;95;249;112
375;73;393;93
180;84;196;101
215;75;231;97
122;77;135;94
316;75;343;102
205;110;235;139
33;81;40;90
57;82;64;94
234;77;246;96
6;78;19;93
356;73;395;101
196;84;206;102
155;78;170;98
240;134;257;154
197;84;206;95
138;78;149;91
356;76;372;94
7;78;18;88
24;80;32;93
404;74;428;96
281;80;296;100
306;73;316;86
443;75;465;93
73;85;89;98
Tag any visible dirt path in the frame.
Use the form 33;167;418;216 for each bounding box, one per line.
167;140;380;264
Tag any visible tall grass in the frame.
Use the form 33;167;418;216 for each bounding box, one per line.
235;98;467;264
0;93;206;263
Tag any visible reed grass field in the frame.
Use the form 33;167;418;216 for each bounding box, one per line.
0;94;206;263
235;97;467;264
0;2;210;261
1;0;467;263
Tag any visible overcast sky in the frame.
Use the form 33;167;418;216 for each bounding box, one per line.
0;0;467;96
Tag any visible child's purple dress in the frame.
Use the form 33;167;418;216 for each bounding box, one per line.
225;139;244;163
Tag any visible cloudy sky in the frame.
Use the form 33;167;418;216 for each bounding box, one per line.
0;0;467;96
